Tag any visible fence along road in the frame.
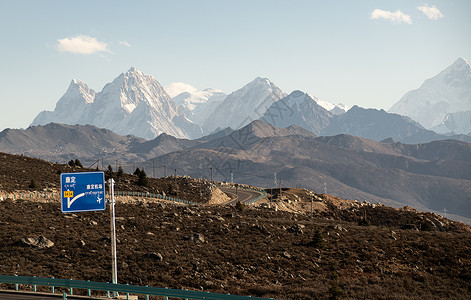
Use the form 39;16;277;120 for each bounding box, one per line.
0;290;101;299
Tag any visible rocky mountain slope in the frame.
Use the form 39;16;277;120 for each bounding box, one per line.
432;110;471;135
0;123;197;165
2;120;471;221
147;121;471;222
321;106;436;142
389;58;471;129
0;153;470;299
261;90;332;135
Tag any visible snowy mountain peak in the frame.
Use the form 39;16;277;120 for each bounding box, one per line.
172;87;227;125
451;57;470;69
31;68;203;140
165;82;198;98
97;67;171;115
61;79;96;106
203;77;286;131
245;77;276;90
389;58;471;129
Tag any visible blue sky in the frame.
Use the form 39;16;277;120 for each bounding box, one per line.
0;0;470;131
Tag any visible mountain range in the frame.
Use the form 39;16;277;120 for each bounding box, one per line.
1;120;471;223
30;58;471;141
30;69;348;140
32;68;202;140
3;57;471;222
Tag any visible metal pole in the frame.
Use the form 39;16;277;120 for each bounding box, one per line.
109;179;118;297
279;179;282;198
311;195;313;217
210;167;213;191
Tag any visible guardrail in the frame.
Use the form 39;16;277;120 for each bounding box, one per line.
1;191;196;206
0;275;273;300
2;185;266;207
110;191;198;206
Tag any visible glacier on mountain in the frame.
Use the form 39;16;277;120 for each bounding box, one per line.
172;88;227;126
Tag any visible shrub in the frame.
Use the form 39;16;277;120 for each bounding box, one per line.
358;216;370;226
74;159;83;168
328;282;343;300
308;229;326;249
137;169;149;187
419;221;433;231
28;179;37;189
235;201;245;212
105;165;114;180
117;166;124;178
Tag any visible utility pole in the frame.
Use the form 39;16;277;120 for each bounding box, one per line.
108;178;118;297
210;167;213;191
279;178;282;198
324;182;327;194
174;168;177;197
311;194;313;217
230;172;233;184
274;173;277;193
153;160;155;178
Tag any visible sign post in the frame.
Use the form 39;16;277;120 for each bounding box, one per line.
109;178;118;297
61;172;118;296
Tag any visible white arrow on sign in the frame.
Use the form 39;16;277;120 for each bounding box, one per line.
67;192;85;208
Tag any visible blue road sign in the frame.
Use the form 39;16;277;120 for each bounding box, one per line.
61;172;106;213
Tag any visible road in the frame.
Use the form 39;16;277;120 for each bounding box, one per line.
0;290;102;299
219;187;264;205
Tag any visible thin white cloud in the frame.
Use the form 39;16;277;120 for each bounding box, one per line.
119;40;131;47
417;4;444;20
57;35;110;54
370;9;412;24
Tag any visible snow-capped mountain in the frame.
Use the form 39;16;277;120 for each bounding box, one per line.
31;68;201;140
172;88;227;125
315;99;348;115
33;79;96;126
389;58;471;129
203;77;286;131
164;82;198;98
432;110;471;135
260;90;332;135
